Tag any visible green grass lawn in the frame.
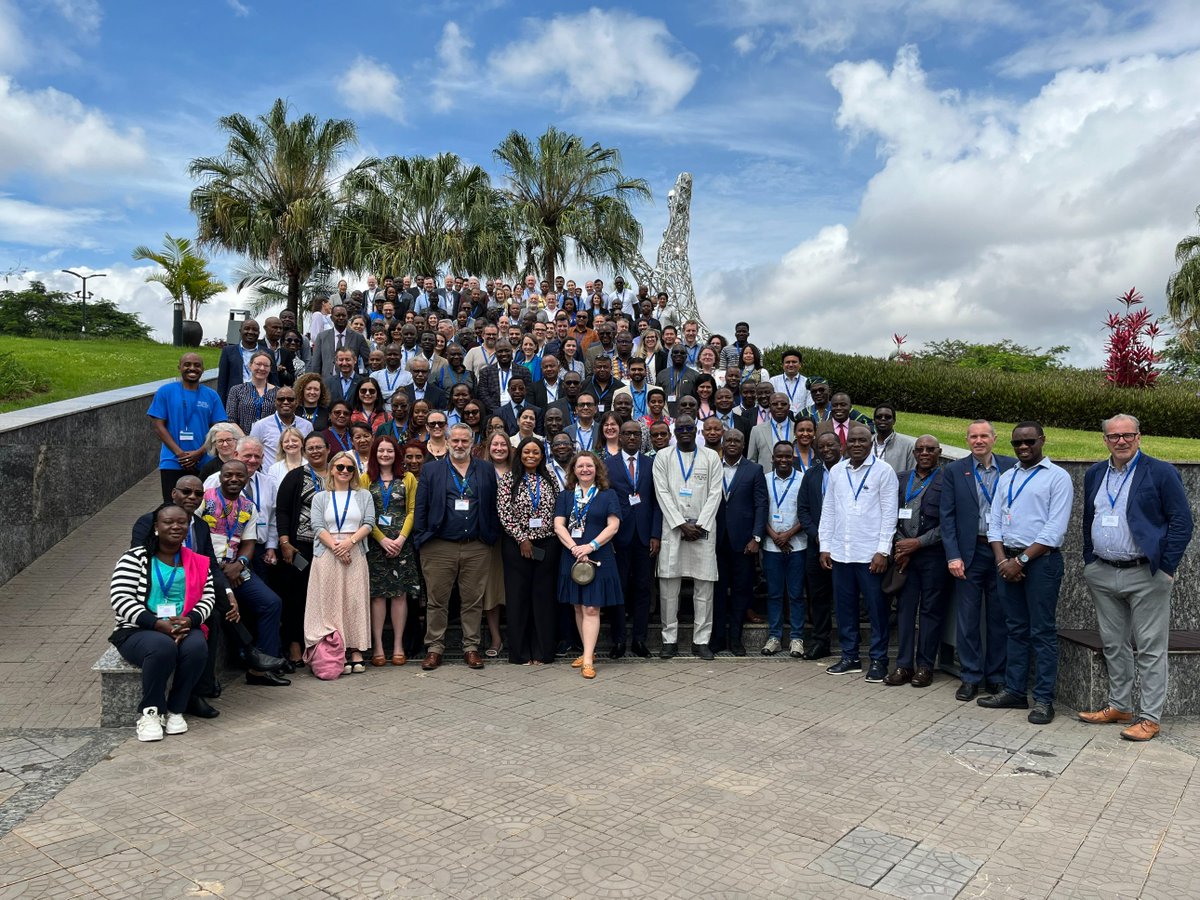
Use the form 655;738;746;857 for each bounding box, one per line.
0;337;220;413
897;409;1200;463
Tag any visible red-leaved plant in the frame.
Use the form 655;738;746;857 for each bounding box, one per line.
1103;287;1160;388
890;333;913;364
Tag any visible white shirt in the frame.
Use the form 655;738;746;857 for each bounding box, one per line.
770;373;810;414
766;470;806;553
250;414;314;468
818;458;899;563
608;288;637;316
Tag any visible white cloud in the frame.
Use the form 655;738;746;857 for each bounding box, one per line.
0;195;104;247
336;56;405;122
226;0;250;16
732;33;755;55
432;21;473;112
0;76;148;178
698;45;1200;365
491;9;700;114
43;0;102;31
0;1;26;70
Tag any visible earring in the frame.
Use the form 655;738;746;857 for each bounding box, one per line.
154;531;159;537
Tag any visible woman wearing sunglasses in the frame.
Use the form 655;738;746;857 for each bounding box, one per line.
322;401;355;455
351;377;390;433
424;412;450;462
305;450;375;675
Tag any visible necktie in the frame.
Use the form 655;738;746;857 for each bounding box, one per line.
837;422;847;449
336;332;344;351
628;456;637;482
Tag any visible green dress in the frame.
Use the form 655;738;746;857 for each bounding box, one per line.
365;477;423;599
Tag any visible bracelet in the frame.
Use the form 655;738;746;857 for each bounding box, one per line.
590;540;600;551
237;556;249;566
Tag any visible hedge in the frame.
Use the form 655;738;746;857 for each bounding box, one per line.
762;346;1200;439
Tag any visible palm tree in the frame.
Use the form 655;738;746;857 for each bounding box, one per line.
333;153;514;280
233;260;337;321
131;234;226;320
493;127;651;285
1167;206;1200;345
188;98;366;315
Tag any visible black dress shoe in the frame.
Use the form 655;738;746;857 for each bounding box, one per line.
246;671;291;686
977;689;1028;709
802;644;829;661
659;642;677;659
955;681;979;702
246;648;287;672
986;681;1006;696
1028;702;1055;725
694;645;715;661
210;678;222;699
186;696;219;718
280;659;297;674
631;641;651;658
608;644;626;659
708;641;727;655
730;640;747;657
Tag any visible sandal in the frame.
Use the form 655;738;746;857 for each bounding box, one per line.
371;656;387;667
571;656;584;669
485;646;501;659
581;664;596;679
391;653;407;666
351;661;366;674
342;663;353;675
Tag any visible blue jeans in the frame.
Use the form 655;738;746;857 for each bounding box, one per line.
234;573;282;658
996;551;1064;704
762;549;806;641
832;562;889;663
954;548;1008;686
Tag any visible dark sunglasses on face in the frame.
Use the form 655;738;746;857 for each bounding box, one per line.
333;464;355;473
1011;438;1039;447
359;389;376;395
428;421;446;428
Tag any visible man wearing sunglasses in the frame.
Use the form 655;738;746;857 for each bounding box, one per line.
1077;414;1193;741
978;422;1073;725
249;387;313;468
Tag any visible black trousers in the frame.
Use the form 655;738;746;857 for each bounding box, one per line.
274;540;314;652
713;538;756;648
194;582;258;697
609;539;655;646
502;535;560;664
118;629;207;714
805;542;833;652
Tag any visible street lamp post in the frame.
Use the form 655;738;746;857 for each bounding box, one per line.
61;269;106;334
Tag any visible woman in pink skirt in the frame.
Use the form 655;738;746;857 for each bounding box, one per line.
304;450;375;674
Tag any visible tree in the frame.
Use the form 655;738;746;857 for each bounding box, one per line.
233;260;336;321
493;126;651;285
333;153;514;281
188;98;366;315
1167;205;1200;339
0;281;151;339
131;233;226;320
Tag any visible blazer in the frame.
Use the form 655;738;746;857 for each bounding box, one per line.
530;378;565;410
132;511;230;596
716;459;768;550
401;382;449;410
311;327;370;380
747;418;795;472
217;343;279;404
477;362;534;415
939;453;1018;568
324;372;365;405
413;457;500;549
709;410;753;446
603;451;663;547
796;461;828;545
499;401;544;437
581;377;625;412
895;468;948;552
1082;453;1194;575
653;365;699;415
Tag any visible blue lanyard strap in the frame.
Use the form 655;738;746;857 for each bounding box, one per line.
676;448;696;484
379;478;393;513
245;474;261;511
572;485;597;526
772;472;797;508
770;418;792;444
1105;451;1139;509
905;470;933;505
524;473;541;511
152;553;181;599
973;461;997;506
1007;465;1042;507
330;429;351;451
308;466;324;493
447;459;472;498
846;462;874;504
331;490;352;532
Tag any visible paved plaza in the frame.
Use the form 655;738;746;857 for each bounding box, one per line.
1;475;1199;898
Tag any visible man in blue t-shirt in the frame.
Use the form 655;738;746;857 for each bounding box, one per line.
148;352;227;501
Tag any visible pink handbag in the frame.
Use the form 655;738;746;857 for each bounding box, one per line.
303;631;346;681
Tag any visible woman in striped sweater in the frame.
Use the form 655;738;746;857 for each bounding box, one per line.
109;504;216;742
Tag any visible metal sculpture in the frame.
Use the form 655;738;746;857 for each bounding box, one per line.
628;172;705;332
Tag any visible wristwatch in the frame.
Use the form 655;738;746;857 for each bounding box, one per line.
753;536;762;544
1017;552;1030;566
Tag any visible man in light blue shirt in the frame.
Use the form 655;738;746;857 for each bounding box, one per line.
979;421;1073;725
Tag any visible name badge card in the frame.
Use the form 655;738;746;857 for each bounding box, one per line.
628;493;641;506
571;528;584;539
1101;514;1120;527
679;488;693;498
378;515;393;526
667;394;677;403
529;517;543;529
179;430;194;442
898;508;913;520
771;512;784;524
156;602;180;618
455;499;471;512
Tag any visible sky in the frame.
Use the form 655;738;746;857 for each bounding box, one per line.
2;0;1199;365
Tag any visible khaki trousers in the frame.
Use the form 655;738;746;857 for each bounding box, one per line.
421;539;490;654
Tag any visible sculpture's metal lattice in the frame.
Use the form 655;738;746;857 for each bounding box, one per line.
628;172;705;332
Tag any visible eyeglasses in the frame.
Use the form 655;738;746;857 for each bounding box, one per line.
1104;432;1139;443
428;421;446;428
276;396;295;403
464;410;481;417
359;389;377;395
175;488;204;497
332;464;356;473
1010;438;1039;448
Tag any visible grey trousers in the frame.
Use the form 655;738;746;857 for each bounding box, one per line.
660;578;714;646
1083;560;1174;722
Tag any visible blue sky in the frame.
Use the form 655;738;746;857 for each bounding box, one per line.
3;0;1200;364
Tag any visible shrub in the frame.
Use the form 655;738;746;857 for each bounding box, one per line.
916;338;1068;373
763;346;1200;438
0;350;49;402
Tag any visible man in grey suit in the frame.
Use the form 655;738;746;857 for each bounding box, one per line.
871;405;917;473
310;305;369;379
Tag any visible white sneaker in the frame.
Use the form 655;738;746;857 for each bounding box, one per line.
164;713;188;735
761;637;782;656
137;707;164;742
789;639;805;658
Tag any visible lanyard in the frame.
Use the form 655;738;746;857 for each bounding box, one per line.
772;472;797;509
846;462;874;504
331;490;352;532
593;383;612;404
447;459;471;498
575;425;593;450
573;485;597;523
973;461;997;506
217;496;241;543
722;463;738;497
905;470;933;505
308;465;324;493
391;420;406;441
1105;451;1140;510
381;368;404;393
795;451;811;474
330;429;351;451
821;470;828;497
245;474;261;511
669;367;682;389
1007;466;1042;508
253;389;266;420
340;378;353;400
549;460;567;489
273;413;288;435
379;478;393;513
352;449;364;471
481;348;494;367
500;368;511;392
179;386;198;431
783;376;801;404
525;473;541;512
625;454;640;486
630;387;648;418
676;447;696;485
184;523;194;550
770;418;792;445
152;553;181;599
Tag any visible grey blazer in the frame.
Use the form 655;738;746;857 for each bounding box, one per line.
310;489;376;558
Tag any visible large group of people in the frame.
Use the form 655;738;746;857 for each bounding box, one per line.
113;273;1193;745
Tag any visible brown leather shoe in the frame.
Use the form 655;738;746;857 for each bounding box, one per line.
882;667;912;686
464;650;485;670
910;666;933;688
1078;706;1133;725
744;610;765;624
1121;719;1160;741
420;652;442;671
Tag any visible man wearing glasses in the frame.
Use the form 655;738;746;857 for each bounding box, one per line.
1076;415;1193;741
249;387;313;468
978;422;1073;725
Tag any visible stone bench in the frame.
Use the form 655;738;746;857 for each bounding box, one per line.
1057;629;1200;716
94;636;233;728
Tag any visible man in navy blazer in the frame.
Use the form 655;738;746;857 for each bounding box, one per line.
413;423;501;672
1077;414;1194;741
497;378;543;436
604;421;663;658
940;420;1017;701
796;430;842;660
712;429;767;657
218;318;279;404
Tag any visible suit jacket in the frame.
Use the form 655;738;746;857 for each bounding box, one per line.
604;451;663;547
132;511;230;595
217;343;280;405
565;421;600;452
797;461;829;546
1082;453;1194;575
499;401;544;437
402;382;449;410
875;432;917;475
311;327;370;380
324;372;365;405
477;363;534;415
710;410;752;445
716;459;768;550
583;341;616;374
747;418;795;472
581;377;625;413
939;453;1018;568
413;457;500;548
653;365;699;415
530;378;565;410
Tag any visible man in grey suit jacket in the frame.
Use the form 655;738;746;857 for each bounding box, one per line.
310;305;369;379
871;405;917;473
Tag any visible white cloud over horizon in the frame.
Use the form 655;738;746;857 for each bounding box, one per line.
336;56;405;122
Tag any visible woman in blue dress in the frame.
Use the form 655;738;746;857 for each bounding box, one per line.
553;450;623;680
